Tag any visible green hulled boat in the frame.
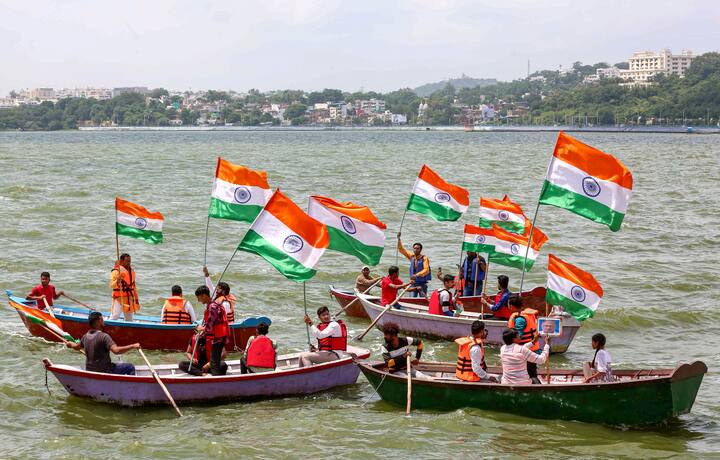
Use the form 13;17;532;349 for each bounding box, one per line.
359;361;707;425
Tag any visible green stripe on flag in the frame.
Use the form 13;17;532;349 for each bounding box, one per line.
488;252;535;272
326;226;383;266
539;181;625;232
208;197;263;223
406;194;463;222
546;289;595;321
461;241;495;254
116;223;163;244
478;217;524;234
238;229;317;282
23;312;77;342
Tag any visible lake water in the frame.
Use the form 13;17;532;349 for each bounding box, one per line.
0;130;718;458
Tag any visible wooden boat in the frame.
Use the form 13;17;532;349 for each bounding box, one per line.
43;346;370;407
355;292;580;353
358;360;708;425
6;291;269;352
329;284;547;319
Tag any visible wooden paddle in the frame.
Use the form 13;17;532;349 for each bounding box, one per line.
545;336;552;384
60;293;98;311
334;278;382;318
41;297;57;319
137;348;183;417
405;354;412;416
354;284;413;341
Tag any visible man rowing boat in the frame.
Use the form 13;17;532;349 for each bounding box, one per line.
26;271;64;309
66;312;140;375
355;266;381;293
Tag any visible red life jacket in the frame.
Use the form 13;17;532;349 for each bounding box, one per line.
203;301;229;340
428;289;454;316
246;335;276;369
317;320;347;351
493;290;512;320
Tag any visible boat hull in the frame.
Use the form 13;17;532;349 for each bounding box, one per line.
359;361;707;425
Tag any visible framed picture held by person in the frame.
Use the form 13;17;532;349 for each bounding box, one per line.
538;317;562;337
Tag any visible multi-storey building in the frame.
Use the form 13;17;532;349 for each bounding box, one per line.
620;49;695;84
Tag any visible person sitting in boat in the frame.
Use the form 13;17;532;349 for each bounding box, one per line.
242;322;277;374
583;333;614;383
428;274;462;317
178;334;209;376
507;294;541;384
481;275;512;320
66;311;140;375
455;320;498;383
194;285;229;376
161;285;197;324
381;265;412;307
397;232;431;298
380;322;424;377
356;266;381;293
203;266;236;323
26;271;64;309
110;253;140;322
499;328;549;385
300;306;348;367
460;252;486;297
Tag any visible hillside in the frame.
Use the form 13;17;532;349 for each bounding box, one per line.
413;74;497;97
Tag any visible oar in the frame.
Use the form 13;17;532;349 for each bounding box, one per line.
137;348;183;417
334;278;382;318
60;293;98;311
354;284;413;341
405;354;412;416
38;322;85;355
41;297;57;319
187;332;202;374
545;336;552;384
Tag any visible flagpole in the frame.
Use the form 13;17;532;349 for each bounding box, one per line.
519;200;541;293
395;207;409;266
303;281;311;348
114;198;120;260
202;213;211;267
213;247;239;299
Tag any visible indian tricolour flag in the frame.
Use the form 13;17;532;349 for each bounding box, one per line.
546;254;603;321
9;299;77;342
209;157;272;223
406;165;469;222
479;195;527;234
539;132;633;232
489;223;548;271
238;190;329;282
308;195;386;266
461;224;498;254
115;198;164;244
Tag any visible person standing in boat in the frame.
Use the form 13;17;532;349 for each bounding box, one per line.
507;294;541;384
584;333;614;383
455;320;498;383
242;322;277;373
194;285;229;376
397;232;431;298
356;266;381;293
299;306;348;367
66;311;140;375
109;253;140;321
499;328;549;385
161;285;197;324
460;252;486;297
481;275;512;320
26;271;64;309
381;266;412;307
203;266;236;323
380;322;424;376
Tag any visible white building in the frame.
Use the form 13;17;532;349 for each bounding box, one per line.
355;98;385;113
583;67;622;83
620;49;695;84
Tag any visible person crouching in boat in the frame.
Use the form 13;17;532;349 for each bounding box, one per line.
583;333;614;383
499;328;549;385
381;265;412;308
481;275;512;320
66;311;140;375
109;253;140;322
203;266;236;323
428;274;462;317
507;294;542;384
26;271;64;309
178;334;209;376
455;320;498;383
300;306;348;367
194;285;229;376
242;322;277;374
161;285;196;324
380;322;425;377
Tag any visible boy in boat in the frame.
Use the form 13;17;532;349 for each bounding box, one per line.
380;322;424;377
203;266;236;323
428;274;461;317
161;285;197;324
583;333;614;383
300;306;348;367
381;265;412;307
499;328;549;385
110;253;140;322
66;311;140;375
455;320;498;383
356;266;381;293
194;285;229;376
507;294;542;384
26;271;64;309
397;232;431;298
460;252;486;297
481;275;512;320
242;322;277;373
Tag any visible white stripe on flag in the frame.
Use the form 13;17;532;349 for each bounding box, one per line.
212;178;272;207
308;199;385;247
479;207;525;226
411;178;468;213
494;239;537;260
116;210;163;232
251;211;324;269
463;233;498;247
547;271;602;310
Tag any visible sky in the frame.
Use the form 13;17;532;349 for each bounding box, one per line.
1;0;719;95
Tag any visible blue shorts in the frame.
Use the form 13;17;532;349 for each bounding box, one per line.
110;362;136;375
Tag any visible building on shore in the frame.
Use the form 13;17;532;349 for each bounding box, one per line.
620;49;695;85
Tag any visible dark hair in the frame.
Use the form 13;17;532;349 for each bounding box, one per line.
195;285;210;297
502;328;518;345
508;294;522;308
471;320;485;334
119;253;130;260
497;275;509;289
316;306;330;316
388;265;399;276
257;322;269;335
171;285;182;296
88;311;103;327
40;271;51;279
442;274;454;283
381;322;400;336
413;242;423;250
217;282;230;295
592;333;606;347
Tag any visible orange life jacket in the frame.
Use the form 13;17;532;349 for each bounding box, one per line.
317;320;347;352
455;336;486;382
246;335;276;369
508;308;539;352
215;294;236;323
111;265;139;311
161;296;192;324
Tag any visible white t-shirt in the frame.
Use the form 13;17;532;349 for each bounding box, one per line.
594;349;612;378
438;289;452;314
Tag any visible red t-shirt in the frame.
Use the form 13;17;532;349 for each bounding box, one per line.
30;284;57;308
381;276;404;306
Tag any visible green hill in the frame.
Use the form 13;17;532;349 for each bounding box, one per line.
413;74;497;97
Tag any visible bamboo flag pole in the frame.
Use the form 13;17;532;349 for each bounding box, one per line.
303;281;311;348
405;354;413;416
518;200;542;293
334;278;382;318
114;198;120;260
395;208;409;266
546;336;552;384
355;284;413;341
137;348;183;417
